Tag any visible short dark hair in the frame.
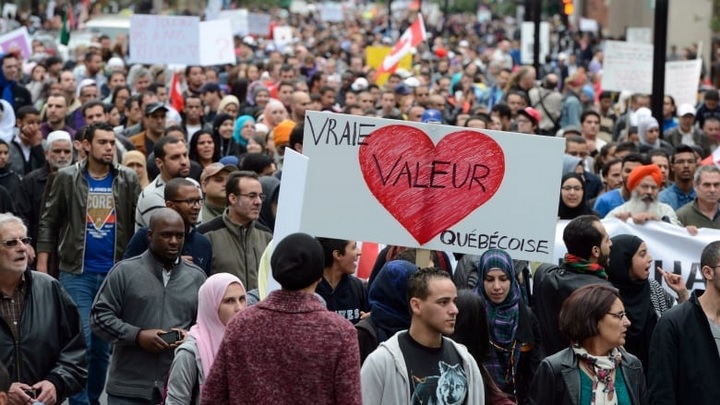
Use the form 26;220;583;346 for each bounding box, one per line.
126;94;141;110
164;125;187;139
601;158;622;178
164;177;196;201
621;152;646;168
701;241;720;279
673;144;696;163
563;215;603;259
465;114;490;128
407;267;452;306
559;284;620;342
289;124;304;151
185;65;202;78
615;142;638;155
566;135;587;145
316;237;349;268
705;90;719;101
84;122;115;143
278;80;295;91
84;50;101;63
491;103;512;120
0;53;16;65
581;109;600;123
648;148;669;161
154;136;184;160
319;86;335;96
342;104;362;114
82;100;105;117
16;106;40;121
225;171;259;206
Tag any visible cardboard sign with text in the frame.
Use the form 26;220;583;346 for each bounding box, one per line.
299;112;565;261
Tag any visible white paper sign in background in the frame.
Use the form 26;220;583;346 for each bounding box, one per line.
602;40;654;94
520;21;550;65
665;59;702;108
129;15;200;65
199;20;236;66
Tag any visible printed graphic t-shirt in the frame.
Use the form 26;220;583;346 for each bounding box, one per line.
398;331;468;405
84;171;116;273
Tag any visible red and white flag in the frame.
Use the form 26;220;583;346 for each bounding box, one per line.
170;71;184;113
376;14;427;78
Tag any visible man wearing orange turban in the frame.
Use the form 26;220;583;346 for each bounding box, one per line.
606;164;682;226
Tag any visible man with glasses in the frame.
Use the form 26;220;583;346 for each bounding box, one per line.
198;171;272;289
124;178;212;275
37;123;140;405
649;240;720;404
0;213;86;405
135;136;192;230
607;164;682;226
659;145;698;211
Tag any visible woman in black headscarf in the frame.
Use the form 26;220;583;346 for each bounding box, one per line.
558;173;595;220
212;113;246;158
606;234;688;374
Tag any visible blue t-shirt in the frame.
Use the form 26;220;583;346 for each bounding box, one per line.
593;189;625;218
84;172;116;273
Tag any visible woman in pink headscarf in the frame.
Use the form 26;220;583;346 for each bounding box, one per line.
165;273;246;404
261;98;288;132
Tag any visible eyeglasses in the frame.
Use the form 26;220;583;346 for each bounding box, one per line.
607;311;627;320
0;237;31;248
237;193;266;201
561;186;583;192
172;198;204;206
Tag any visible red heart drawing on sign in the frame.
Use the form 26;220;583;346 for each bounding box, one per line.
358;125;505;245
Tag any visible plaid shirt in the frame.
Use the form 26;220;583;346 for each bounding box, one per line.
0;274;26;339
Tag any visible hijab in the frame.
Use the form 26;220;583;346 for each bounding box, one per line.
122;150;149;188
558;173;593;220
262;99;286;130
369;260;419;343
475;248;522;392
218;95;240;116
188;273;245;382
562;154;583;175
258;175;280;232
233;115;255;146
638;116;660;148
606;234;656;372
213;113;243;157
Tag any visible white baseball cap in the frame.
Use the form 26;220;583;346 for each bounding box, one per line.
677;103;696;117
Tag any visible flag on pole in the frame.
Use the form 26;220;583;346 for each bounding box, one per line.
375;14;427;79
60;8;71;46
170;71;184;113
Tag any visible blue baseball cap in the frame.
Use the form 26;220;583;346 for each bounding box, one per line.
421;109;443;124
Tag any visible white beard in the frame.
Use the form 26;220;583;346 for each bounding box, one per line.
622;193;663;217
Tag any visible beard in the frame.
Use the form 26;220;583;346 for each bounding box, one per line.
598;250;610;268
624;191;662;215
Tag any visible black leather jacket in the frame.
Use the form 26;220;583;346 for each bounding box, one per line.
528;347;647;405
0;270;87;401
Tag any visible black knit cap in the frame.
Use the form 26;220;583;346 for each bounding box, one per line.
271;233;324;291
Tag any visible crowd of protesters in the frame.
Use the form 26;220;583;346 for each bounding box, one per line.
0;2;719;405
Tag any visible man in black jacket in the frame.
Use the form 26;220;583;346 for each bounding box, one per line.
649;240;720;405
0;54;31;113
0;213;86;404
532;215;613;355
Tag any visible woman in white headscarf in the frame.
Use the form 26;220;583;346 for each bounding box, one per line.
637;116;673;155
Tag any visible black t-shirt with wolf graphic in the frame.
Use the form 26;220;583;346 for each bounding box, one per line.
398;331;468;405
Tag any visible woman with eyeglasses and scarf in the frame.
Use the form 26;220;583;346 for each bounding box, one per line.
528;284;648;405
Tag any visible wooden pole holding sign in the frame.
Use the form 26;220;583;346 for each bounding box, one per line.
651;0;669;139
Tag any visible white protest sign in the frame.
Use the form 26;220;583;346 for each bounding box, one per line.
247;12;271;37
216;9;249;36
129;15;199;65
520;21;549;65
626;27;653;44
273;26;293;51
320;2;345;22
579;18;598;33
665;59;702;108
290;0;310;15
553;218;720;293
199;20;235;66
2;3;17;20
602;40;653;94
259;149;309;299
299;112;565;261
0;27;31;60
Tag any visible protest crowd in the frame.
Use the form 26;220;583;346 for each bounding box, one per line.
0;1;719;404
